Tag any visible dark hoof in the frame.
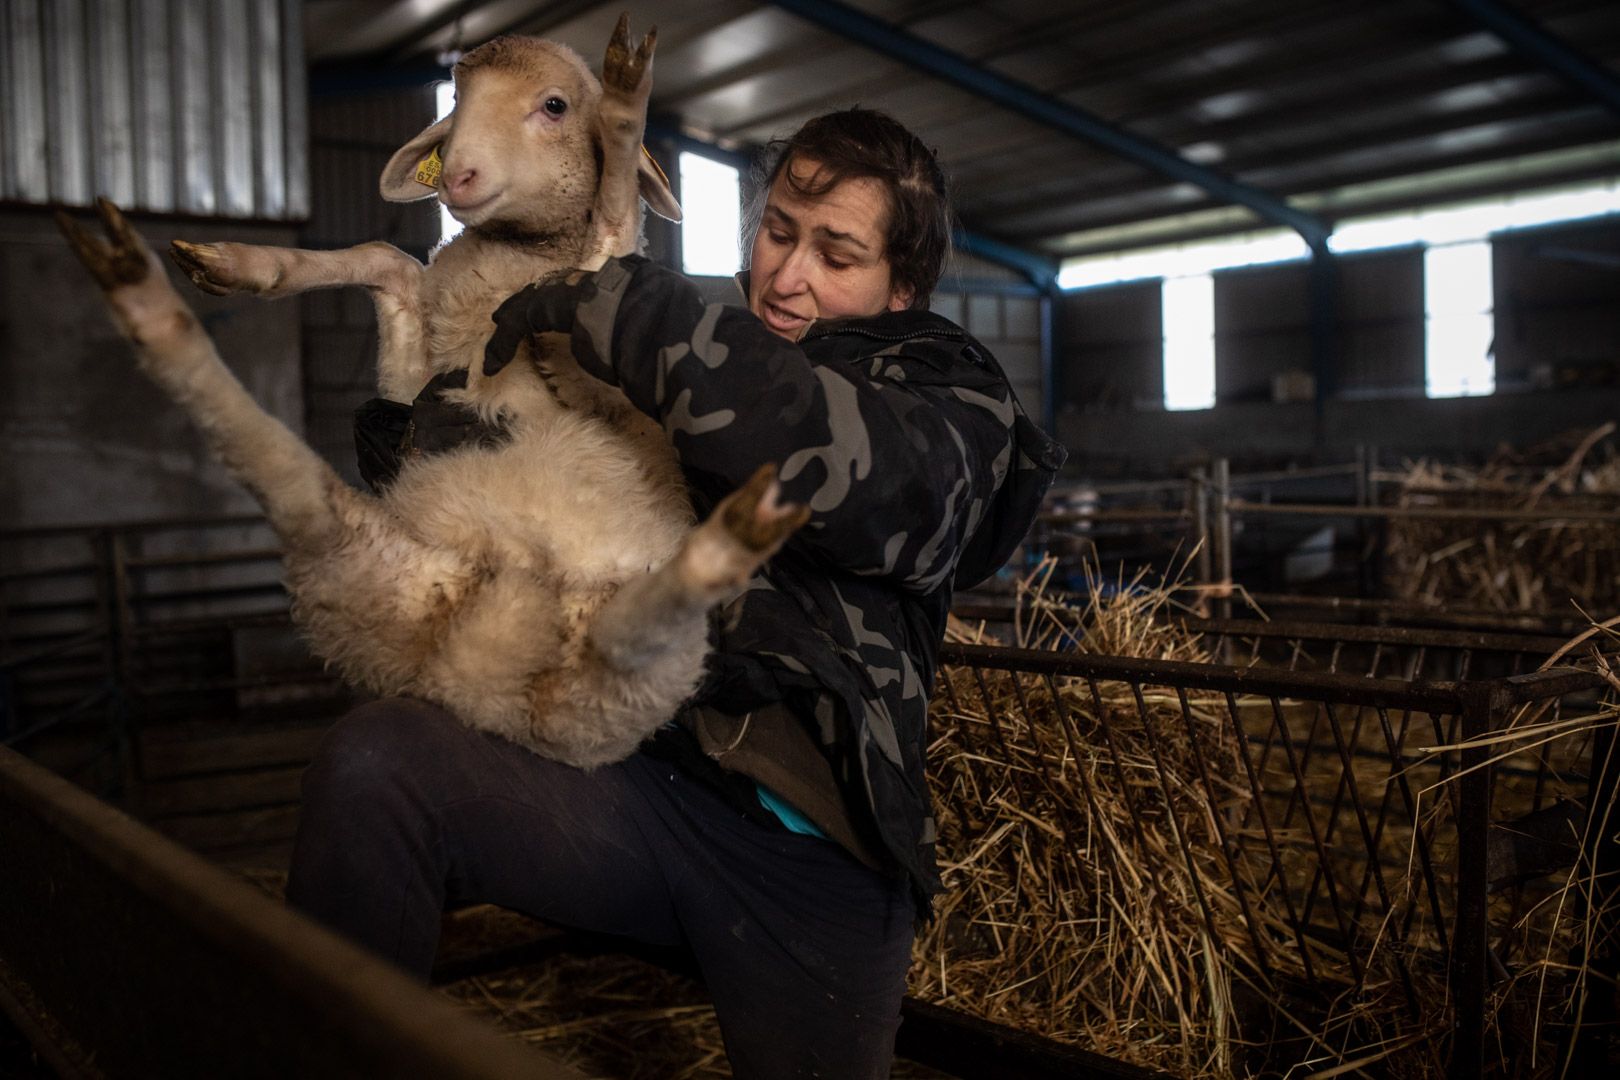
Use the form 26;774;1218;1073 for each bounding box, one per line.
57;197;151;290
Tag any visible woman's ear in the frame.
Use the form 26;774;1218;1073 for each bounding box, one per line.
887;283;915;312
380;114;453;203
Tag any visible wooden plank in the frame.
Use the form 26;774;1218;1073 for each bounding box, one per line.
154;804;302;856
0;743;582;1079
138;765;305;818
139;724;329;780
897;998;1177;1080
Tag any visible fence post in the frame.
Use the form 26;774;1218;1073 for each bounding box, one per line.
1451;684;1493;1080
1191;468;1211;601
1213;458;1232;621
1355;445;1374;596
106;529;143;806
1569;717;1620;1071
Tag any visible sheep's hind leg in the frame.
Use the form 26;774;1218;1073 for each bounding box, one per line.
169;238;429;401
60;199;363;547
588;463;809;672
62;200;474;690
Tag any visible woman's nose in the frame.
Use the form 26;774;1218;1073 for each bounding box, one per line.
774;246;812;293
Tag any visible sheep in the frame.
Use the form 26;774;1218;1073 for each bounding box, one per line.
57;18;808;768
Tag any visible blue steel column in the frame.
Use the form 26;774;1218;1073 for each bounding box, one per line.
762;0;1331;248
1040;287;1060;437
1308;240;1337;440
952;229;1063;434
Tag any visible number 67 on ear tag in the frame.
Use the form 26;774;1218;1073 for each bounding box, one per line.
415;146;444;188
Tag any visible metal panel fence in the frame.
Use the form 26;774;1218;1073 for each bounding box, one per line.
928;637;1613;1078
1;0;308;219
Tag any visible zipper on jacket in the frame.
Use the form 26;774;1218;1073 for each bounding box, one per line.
803;324;966;345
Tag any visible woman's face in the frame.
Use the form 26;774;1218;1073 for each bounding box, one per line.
748;155;914;341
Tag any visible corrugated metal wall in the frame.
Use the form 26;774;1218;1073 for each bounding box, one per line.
1;0;307;219
301;87;440;483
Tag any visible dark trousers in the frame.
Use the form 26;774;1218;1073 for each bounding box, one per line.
285;698;916;1079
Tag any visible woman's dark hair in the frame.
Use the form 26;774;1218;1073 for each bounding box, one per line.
743;108;952;310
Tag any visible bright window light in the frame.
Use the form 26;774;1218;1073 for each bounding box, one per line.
1425;241;1495;398
435;82;461;245
1060;230;1307;290
1162;273;1216;411
679;151;742;276
1059;176;1620;289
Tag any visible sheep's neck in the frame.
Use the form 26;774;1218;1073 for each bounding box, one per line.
420;229;585;384
469;220;586;260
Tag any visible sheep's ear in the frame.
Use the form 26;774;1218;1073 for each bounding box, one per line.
380;115;453;203
638;147;682;223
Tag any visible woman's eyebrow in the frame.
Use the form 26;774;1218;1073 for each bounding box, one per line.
812;226;872;252
763;204;873;253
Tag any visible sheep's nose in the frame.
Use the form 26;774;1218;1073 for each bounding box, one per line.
446;167;479;201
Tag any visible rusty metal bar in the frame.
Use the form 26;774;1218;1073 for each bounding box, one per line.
1183;618;1580;658
1038;508;1192;525
0;513;268;541
1128;682;1225;955
896;997;1176;1080
0;744;582;1079
1450;685;1494;1080
1174;686;1274;982
1222;689;1317;984
938;643;1467;713
1321;702;1419;1013
1268;694;1364;982
1229;499;1620;524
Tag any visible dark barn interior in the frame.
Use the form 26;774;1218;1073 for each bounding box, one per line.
2;2;1619;1077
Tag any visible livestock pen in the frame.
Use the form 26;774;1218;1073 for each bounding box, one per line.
922;606;1617;1078
3;520;1616;1077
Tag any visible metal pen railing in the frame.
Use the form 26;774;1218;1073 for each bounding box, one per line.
930;637;1611;1078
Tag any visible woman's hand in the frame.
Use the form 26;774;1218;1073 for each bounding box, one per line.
483;268;598;376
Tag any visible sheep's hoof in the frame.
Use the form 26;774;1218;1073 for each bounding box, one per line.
718;463;810;555
602;12;655;95
57;198;152;291
168;240;241;296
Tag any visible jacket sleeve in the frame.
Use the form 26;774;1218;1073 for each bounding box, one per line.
558;256;1019;596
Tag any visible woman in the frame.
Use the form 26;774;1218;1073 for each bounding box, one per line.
289;107;1063;1078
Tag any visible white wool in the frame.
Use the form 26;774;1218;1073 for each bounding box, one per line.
78;30;795;768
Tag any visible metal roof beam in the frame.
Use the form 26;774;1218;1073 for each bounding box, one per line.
952;230;1060;292
760;0;1332;248
649;122;1059;290
1446;0;1620;120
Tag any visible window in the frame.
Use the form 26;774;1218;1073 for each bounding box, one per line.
678;151;741;277
435;82;461;246
1162;273;1216;411
1424;242;1494;398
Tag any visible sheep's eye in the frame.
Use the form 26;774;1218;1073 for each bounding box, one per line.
543;97;567;116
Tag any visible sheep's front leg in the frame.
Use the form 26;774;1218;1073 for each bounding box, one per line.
583;14;655;270
588;463;809;672
169;239;429;400
59;200;353;545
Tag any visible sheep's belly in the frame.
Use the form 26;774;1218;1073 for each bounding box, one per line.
385;413;692;584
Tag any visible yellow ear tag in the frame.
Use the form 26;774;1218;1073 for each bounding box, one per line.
640;145;669;188
414;146;443;188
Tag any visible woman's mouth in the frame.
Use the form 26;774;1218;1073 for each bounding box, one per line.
760;299;810;336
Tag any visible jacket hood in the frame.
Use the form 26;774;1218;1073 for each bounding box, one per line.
799;306;1067;591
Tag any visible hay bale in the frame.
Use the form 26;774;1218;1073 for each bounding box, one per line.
1385;424;1620;615
915;566;1615;1077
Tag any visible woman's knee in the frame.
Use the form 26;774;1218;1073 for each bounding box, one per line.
301;697;465;806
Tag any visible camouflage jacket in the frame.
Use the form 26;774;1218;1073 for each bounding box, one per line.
523;255;1066;900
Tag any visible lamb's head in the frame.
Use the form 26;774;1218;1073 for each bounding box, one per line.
379;35;669;245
